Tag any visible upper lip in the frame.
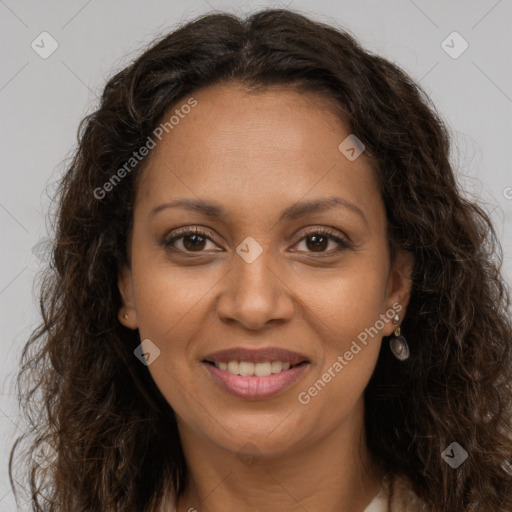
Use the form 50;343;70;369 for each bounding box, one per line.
202;347;309;365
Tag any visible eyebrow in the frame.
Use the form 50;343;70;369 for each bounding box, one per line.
149;196;367;225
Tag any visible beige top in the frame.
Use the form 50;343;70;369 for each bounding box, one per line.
160;476;429;512
363;476;429;511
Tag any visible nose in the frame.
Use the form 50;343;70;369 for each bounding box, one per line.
215;245;295;331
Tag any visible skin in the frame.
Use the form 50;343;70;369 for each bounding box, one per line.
118;82;414;512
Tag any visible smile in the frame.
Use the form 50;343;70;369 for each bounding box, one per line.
202;359;310;400
207;360;304;376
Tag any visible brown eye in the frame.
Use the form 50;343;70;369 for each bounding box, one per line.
162;226;351;256
163;227;219;253
304;233;329;252
294;229;351;255
181;233;207;251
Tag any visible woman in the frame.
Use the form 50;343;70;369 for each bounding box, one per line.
9;8;512;512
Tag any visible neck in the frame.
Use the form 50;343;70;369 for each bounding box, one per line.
173;403;383;512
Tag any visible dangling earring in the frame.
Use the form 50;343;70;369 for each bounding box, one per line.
390;313;410;361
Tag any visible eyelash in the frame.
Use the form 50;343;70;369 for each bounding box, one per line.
162;226;352;257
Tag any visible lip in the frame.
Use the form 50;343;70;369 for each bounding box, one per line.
202;347;309;365
203;360;310;400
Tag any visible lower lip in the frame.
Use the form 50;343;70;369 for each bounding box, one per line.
202;362;309;400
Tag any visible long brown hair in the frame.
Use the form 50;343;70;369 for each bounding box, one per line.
9;8;512;511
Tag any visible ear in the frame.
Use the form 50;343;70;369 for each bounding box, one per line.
117;264;138;329
382;250;415;337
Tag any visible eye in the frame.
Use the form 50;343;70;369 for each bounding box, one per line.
163;227;220;253
162;226;351;256
292;228;352;256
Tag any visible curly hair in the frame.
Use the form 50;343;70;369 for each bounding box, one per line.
9;8;512;512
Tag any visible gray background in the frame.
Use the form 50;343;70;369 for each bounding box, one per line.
1;0;511;509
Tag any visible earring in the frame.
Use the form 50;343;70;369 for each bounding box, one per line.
390;313;410;361
123;313;128;320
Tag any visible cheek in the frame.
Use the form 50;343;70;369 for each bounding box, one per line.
127;256;212;406
298;256;389;344
130;261;204;414
293;260;389;409
131;255;211;342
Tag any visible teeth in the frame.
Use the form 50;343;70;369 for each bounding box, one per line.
271;361;283;373
227;361;239;374
255;362;271;377
239;361;254;376
213;360;296;376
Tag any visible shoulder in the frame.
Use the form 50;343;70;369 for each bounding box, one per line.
156;476;430;512
365;475;431;512
154;487;176;512
389;475;430;512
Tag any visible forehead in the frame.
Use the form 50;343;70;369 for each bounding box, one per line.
135;82;380;221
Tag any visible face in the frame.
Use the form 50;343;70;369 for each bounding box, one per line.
118;82;413;461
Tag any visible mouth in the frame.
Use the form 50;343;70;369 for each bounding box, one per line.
201;347;311;400
203;359;308;377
